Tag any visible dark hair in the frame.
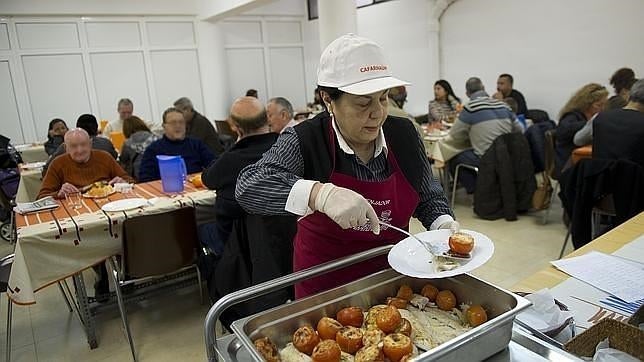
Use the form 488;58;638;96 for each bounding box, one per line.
76;114;98;136
245;89;258;98
434;80;461;106
162;107;184;123
230;110;267;135
499;73;514;85
503;97;518;113
48;118;67;131
610;68;636;94
316;85;345;112
122;116;150;138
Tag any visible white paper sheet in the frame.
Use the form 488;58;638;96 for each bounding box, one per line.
612;233;644;264
551;251;644;303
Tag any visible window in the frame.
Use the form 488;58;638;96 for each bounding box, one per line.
307;0;395;20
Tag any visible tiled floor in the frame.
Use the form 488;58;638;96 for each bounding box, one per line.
0;191;570;361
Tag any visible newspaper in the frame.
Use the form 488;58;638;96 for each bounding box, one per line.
14;196;59;214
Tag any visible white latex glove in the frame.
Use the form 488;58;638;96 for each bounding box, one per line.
313;183;380;235
438;220;460;234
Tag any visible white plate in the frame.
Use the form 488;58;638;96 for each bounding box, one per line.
101;198;148;212
388;229;494;278
21;161;46;170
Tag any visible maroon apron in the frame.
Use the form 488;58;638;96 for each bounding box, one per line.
293;121;420;298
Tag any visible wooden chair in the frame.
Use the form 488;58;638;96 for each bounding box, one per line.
107;207;203;361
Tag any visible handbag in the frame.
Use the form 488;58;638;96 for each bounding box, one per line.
532;171;553;210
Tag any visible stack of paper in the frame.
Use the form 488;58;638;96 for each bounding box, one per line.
551;251;644;303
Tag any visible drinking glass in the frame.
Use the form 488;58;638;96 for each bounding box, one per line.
66;191;82;210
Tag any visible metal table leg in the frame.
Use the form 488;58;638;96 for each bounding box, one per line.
72;273;99;349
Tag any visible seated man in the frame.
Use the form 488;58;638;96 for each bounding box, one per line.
266;97;298;133
138;107;215;182
43;114;118;176
101;98;133;136
445;77;523;193
494;73;528;116
201;97;278;255
173;97;224;155
38;128;132;199
593;79;644;168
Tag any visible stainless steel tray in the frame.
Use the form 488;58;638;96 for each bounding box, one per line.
230;269;531;361
215;325;582;361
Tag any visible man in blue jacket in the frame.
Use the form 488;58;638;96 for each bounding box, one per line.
138;107;215;182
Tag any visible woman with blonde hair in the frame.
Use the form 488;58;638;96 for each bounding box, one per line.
554;83;608;175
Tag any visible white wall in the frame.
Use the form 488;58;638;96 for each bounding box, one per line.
0;16;204;143
0;0;198;15
357;0;432;116
219;0;311;110
301;0;433;116
441;0;644;119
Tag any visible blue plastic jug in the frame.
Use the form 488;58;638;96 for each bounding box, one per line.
156;155;186;193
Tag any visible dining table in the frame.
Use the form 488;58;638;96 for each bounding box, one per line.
512;211;644;353
15;167;43;203
513;211;643;292
6;178;216;348
14;143;48;163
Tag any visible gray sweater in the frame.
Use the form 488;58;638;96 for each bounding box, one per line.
449;91;523;156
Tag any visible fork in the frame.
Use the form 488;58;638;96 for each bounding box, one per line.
378;221;438;258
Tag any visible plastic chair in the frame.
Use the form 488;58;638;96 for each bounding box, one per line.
107;207;204;361
450;163;479;209
1;254;73;362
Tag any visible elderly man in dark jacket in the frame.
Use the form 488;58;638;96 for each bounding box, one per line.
174;97;225;155
200;96;279;254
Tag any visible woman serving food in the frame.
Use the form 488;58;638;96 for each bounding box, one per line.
235;34;456;298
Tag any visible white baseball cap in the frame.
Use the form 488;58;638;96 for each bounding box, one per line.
317;34;410;96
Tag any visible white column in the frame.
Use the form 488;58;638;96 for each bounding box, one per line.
196;20;230;121
317;0;357;51
426;0;442;84
427;14;441;84
427;0;457;82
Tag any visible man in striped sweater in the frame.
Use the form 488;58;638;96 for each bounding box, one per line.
447;77;523;193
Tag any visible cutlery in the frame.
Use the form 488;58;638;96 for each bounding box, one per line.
380;221;471;262
379;221;437;258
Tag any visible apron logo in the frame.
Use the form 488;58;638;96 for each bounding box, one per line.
352;209;392;232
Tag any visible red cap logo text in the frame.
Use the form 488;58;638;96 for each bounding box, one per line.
359;65;387;73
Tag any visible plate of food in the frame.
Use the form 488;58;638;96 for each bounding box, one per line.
388;229;494;278
82;182;116;198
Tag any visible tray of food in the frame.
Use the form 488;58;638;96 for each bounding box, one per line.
229;269;531;362
82;181;115;198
